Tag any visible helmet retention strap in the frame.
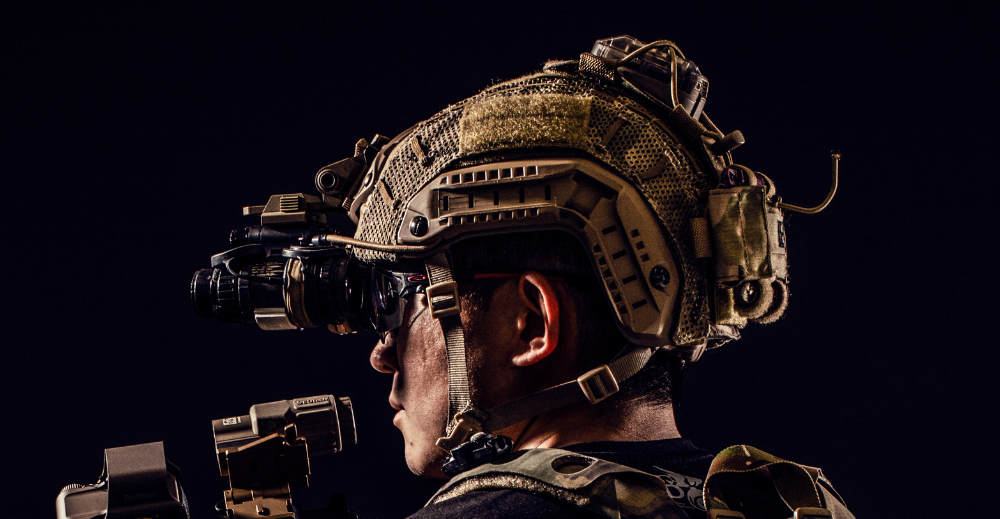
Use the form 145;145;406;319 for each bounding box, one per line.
423;249;656;455
423;249;472;438
479;346;654;433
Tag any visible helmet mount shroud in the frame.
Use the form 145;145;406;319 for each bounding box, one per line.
311;36;840;457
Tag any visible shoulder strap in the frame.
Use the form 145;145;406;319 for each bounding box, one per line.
427;448;690;519
704;445;855;519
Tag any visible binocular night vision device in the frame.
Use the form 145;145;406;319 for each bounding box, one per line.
190;133;428;335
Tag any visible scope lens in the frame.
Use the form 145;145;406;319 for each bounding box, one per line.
190;267;246;323
229;228;250;246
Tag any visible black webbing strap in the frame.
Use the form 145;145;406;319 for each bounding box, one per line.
481;346;654;432
424;249;471;436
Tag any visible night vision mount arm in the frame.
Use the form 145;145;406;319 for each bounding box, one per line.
190;135;414;333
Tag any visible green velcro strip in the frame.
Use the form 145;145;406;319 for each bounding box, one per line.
708;186;773;282
459;94;592;155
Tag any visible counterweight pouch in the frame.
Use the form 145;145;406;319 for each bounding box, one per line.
704;445;855;519
427;448;690;519
695;173;789;327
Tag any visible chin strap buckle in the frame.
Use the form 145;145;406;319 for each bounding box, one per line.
426;280;461;319
435;413;484;454
577;364;620;404
441;432;514;478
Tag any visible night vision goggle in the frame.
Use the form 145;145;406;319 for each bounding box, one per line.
190;145;435;334
191;230;429;333
192;226;429;333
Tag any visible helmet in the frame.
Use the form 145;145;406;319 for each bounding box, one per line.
312;36;838;454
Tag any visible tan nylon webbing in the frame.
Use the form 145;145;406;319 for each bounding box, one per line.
482;347;654;432
703;444;855;518
425;250;455;286
424;250;471;436
424;246;654;437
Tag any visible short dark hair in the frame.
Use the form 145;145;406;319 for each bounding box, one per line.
450;231;682;408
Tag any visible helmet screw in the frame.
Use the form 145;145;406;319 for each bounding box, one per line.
409;216;428;237
737;281;759;305
649;266;670;289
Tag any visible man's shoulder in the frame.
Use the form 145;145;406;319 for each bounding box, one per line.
410;487;602;519
409;440;855;519
411;438;710;519
566;437;714;515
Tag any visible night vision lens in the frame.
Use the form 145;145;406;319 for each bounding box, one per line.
191;245;426;333
372;270;398;316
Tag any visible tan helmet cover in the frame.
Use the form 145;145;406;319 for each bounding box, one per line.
346;70;789;360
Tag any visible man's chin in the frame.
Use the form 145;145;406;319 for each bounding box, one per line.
395;413;450;478
403;442;449;479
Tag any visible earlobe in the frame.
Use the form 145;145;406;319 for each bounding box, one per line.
511;272;561;367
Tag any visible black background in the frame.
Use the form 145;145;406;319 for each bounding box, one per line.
3;3;995;518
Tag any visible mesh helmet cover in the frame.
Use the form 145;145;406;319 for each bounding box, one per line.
352;71;715;348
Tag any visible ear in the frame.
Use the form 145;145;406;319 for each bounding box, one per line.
511;271;561;367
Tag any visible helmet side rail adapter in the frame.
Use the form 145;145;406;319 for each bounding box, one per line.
191;35;839;453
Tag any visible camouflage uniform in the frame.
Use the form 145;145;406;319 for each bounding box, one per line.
415;441;854;519
415;439;712;519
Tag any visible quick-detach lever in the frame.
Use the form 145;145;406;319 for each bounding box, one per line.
776;152;841;214
210;245;267;275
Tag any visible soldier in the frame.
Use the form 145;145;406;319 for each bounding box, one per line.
192;35;851;518
350;36;851;518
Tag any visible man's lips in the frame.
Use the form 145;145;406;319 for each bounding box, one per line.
389;394;405;428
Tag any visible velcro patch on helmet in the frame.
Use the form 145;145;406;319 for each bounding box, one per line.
708;186;775;282
459;94;592;156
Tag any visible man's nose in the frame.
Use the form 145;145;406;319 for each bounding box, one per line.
370;333;399;373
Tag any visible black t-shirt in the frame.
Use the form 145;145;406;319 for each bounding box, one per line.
408;438;714;519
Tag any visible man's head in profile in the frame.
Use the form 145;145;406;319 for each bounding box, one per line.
343;36;796;478
369;230;689;477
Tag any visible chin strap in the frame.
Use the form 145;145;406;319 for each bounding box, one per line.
437;346;655;476
423;249;472;438
482;346;653;432
422;248;658;467
435;346;656;455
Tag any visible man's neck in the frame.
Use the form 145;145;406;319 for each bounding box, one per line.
500;399;681;450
